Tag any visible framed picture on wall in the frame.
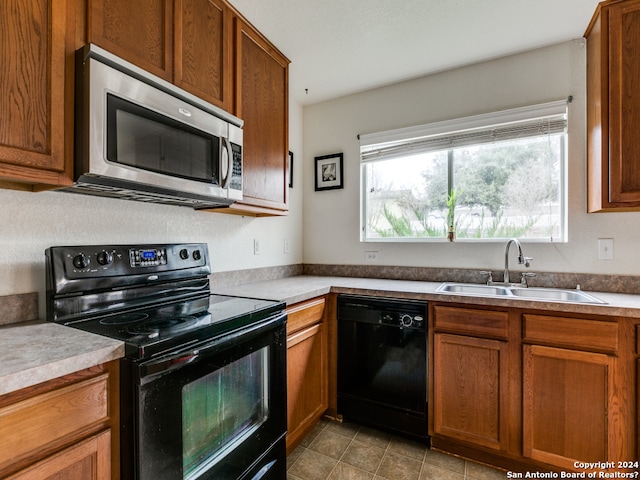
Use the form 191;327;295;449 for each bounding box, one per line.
314;153;344;191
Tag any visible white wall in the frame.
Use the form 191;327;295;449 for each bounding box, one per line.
0;100;304;302
302;40;640;276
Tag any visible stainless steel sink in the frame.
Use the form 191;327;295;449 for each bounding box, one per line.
436;283;606;304
436;283;511;296
508;287;606;304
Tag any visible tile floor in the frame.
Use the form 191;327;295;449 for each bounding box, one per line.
286;419;507;480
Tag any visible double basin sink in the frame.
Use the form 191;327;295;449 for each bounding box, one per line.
436;283;606;304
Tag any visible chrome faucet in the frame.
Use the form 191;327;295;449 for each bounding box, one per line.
504;238;532;284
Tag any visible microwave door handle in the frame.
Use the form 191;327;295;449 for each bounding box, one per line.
219;137;233;189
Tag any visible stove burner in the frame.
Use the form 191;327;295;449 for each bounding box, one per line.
127;315;199;335
100;312;149;325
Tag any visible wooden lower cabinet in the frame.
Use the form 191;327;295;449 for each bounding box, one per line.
433;333;508;451
0;361;119;479
7;430;111;480
431;305;513;457
286;297;328;453
430;303;636;473
522;344;614;468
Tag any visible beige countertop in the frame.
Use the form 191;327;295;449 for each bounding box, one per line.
0;321;124;396
3;274;640;398
213;275;640;318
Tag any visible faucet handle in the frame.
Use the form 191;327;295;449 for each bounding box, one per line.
479;271;493;285
518;255;533;267
520;272;536;286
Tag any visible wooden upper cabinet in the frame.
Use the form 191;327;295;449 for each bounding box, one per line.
230;18;289;215
586;0;640;211
87;0;173;80
0;0;74;188
174;0;232;111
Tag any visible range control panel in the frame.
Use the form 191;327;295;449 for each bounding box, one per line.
46;243;210;295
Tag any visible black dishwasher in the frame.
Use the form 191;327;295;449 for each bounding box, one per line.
337;294;428;442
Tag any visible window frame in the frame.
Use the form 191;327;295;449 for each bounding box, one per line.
359;100;569;243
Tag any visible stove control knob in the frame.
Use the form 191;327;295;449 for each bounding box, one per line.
97;251;113;266
179;248;189;260
72;253;90;269
400;314;414;327
192;249;201;261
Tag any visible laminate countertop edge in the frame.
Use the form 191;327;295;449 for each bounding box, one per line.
0;321;124;396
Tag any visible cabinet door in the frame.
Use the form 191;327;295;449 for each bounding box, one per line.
87;0;173;80
586;0;640;211
433;333;509;451
174;0;231;110
523;344;614;468
0;0;72;187
233;18;289;213
608;0;640;205
286;322;328;452
6;430;111;480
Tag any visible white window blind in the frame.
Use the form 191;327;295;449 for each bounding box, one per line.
360;100;568;163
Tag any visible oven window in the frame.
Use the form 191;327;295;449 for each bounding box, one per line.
182;346;269;480
106;93;219;184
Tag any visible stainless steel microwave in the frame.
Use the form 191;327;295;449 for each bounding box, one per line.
62;44;243;209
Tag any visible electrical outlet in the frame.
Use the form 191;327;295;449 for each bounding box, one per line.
598;238;613;260
365;251;379;263
283;238;290;255
253;239;261;255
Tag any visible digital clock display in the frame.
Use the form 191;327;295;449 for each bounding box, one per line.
130;248;166;267
140;250;157;260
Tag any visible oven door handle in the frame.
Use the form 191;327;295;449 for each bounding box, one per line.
140;349;202;378
138;312;286;381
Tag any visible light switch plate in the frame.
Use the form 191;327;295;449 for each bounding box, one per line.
598;238;613;260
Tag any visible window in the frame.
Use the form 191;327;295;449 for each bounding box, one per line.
360;101;568;242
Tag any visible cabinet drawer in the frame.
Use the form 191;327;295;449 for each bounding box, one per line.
523;315;618;353
0;374;109;470
286;297;326;335
6;429;111;480
433;305;509;340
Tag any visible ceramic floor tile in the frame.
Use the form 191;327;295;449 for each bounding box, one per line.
287;445;305;469
341;441;386;474
286;420;506;480
327;462;375;480
388;436;428;462
299;422;328;448
376;451;422;480
420;463;466;480
465;461;507;480
424;449;466;474
354;426;393;450
288;448;338;480
309;430;353;460
324;420;361;439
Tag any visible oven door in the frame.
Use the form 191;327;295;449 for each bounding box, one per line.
121;313;287;480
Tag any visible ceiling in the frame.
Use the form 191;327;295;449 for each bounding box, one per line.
227;0;601;106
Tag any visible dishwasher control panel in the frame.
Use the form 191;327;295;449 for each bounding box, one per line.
337;295;427;330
